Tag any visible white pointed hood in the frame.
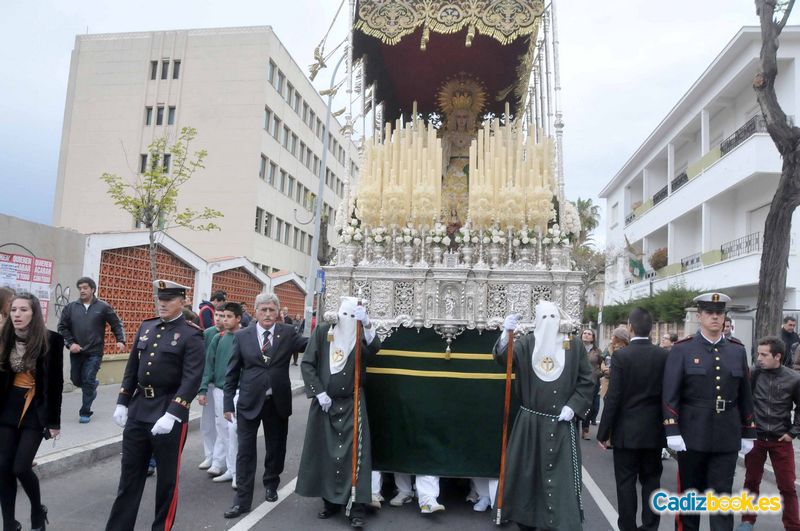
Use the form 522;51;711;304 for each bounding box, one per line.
329;296;359;375
531;300;566;382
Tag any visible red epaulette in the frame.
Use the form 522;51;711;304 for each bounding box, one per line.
187;321;202;331
674;335;693;344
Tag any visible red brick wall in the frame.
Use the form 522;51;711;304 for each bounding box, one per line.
211;267;264;307
98;246;195;356
273;281;305;320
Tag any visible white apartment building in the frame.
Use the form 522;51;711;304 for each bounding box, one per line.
600;26;800;349
53;26;358;281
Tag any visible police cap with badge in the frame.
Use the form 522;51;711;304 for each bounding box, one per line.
694;292;731;312
154;279;189;300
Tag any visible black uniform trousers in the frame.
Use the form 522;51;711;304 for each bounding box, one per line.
613;448;663;531
234;396;288;509
676;450;738;531
106;419;189;531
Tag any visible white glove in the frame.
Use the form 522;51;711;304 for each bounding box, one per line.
741;438;755;455
503;314;520;332
557;405;574;422
316;392;332;413
354;305;370;327
151;413;180;435
112;405;128;428
666;435;687;452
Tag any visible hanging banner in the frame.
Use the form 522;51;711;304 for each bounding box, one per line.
0;252;54;320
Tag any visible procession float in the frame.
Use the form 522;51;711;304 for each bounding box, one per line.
320;0;583;480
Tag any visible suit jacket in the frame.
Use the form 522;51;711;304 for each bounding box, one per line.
0;330;64;430
597;338;668;449
224;322;308;420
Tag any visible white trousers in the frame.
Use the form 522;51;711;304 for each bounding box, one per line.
371;471;382;496
201;384;217;459
225;390;239;475
470;477;498;507
394;474;440;507
210;387;231;470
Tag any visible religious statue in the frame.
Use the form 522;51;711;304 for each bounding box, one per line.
437;74;486;236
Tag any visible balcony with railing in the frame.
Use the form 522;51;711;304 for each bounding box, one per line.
720;231;761;261
680;252;702;272
653;185;668;205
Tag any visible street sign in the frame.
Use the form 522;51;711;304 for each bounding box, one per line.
317;269;326;293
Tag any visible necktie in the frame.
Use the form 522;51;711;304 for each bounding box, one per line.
262;330;271;354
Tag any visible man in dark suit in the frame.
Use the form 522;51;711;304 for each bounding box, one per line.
598;307;668;531
222;292;308;518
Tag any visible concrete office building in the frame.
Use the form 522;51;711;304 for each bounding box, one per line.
53;26;358;282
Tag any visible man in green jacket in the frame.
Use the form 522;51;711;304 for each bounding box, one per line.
198;302;242;484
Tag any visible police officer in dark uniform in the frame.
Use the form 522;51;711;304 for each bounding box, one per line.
662;292;756;531
106;280;205;531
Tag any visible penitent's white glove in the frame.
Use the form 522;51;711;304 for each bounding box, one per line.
112;405;128;428
151;413;180;436
316;392;333;413
741;438;755;455
666;435;687;452
503;314;520;332
557;405;575;422
354;305;370;327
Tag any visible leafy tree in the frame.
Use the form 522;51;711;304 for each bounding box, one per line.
601;286;701;327
575;197;601;246
101;127;222;306
753;0;800;339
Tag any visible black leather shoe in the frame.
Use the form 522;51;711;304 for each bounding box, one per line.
265;488;278;502
224;505;251;518
317;508;340;519
350;516;365;528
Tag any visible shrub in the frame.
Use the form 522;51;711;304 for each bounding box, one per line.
649;247;668;270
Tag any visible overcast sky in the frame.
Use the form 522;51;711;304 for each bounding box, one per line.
0;1;795;233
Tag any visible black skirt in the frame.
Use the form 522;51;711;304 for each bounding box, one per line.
0;385;43;430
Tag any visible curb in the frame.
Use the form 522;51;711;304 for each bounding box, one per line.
35;383;307;480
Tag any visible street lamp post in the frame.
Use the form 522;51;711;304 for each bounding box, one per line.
304;53;347;337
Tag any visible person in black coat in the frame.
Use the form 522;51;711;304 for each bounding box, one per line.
597;307;668;531
0;292;63;531
222;292;308;518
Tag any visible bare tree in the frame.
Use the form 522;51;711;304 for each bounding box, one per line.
753;0;799;339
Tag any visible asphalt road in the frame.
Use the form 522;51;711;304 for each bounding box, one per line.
14;392;788;530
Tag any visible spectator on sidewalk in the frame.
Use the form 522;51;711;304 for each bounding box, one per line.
737;336;800;531
57;277;125;423
659;333;678;351
0;293;63;531
781;316;799;367
198;302;243;486
281;308;293;325
198;291;226;330
240;302;252;328
723;316;740;343
197;308;224;472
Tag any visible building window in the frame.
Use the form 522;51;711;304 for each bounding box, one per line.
259;155;267;179
167;106;176;125
296;183;303;204
275;219;284;241
276;71;285;94
300;232;306;250
307;236;313;255
156;106;164;126
172;60;181;79
162;154;171;173
306;148;312;169
316;119;323;139
286;83;294;104
287;176;295;196
139;154;148;173
145;106;153;125
150;61;158;80
313;156;319;175
309;110;316;130
302;102;309;123
293;227;300;249
299;141;306;162
282;125;290;149
284;222;291;244
272;117;281;140
264;212;272;237
264;106;272;130
279;170;287;193
610;202;619;227
255;207;264;233
293;93;301;114
290;134;298;157
268;162;277;185
161;60;169;80
268;60;276;85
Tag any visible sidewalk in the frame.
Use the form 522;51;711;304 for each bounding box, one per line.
35;362;307;480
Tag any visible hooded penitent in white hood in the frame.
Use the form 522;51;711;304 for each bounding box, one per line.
329;296;359;375
531;300;566;382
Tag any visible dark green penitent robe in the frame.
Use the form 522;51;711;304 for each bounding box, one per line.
296;323;381;505
493;334;594;530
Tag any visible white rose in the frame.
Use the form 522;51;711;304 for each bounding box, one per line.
374;235;383;243
425;236;432;244
442;236;451;246
513;238;520;247
500;237;507;244
472;236;479;244
483;236;490;244
543;237;551;244
522;237;530;245
395;236;403;244
343;234;352;243
404;235;412;243
492;235;500;243
433;236;441;243
413;237;422;246
354;233;363;241
350;219;359;226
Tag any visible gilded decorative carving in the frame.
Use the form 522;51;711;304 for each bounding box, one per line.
355;0;545;48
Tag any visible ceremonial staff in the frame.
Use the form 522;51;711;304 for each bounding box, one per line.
347;297;364;516
496;322;515;525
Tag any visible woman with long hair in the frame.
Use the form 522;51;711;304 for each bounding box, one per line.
0;293;63;531
580;328;603;440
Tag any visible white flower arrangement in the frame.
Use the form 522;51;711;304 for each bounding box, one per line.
369;226;388;244
338;217;363;244
428;223;449;248
517;226;537;247
543;224;570;247
490;227;508;246
397;225;420;246
561;201;582;238
454;225;479;246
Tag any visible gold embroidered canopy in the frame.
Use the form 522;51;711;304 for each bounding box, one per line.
354;0;545;49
